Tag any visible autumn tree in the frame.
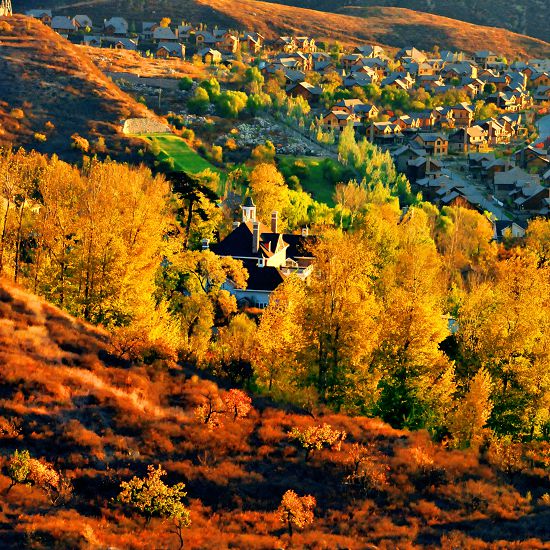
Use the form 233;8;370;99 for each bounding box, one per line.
278;490;316;539
156;250;248;362
456;253;550;439
223;389;253;421
194;391;226;429
426;204;496;280
333;180;368;229
525;217;550;266
253;276;307;395
371;207;456;432
304;230;380;406
289;424;346;462
6;449;71;505
449;367;493;448
212;313;256;383
250;140;276;165
117;465;190;549
249;163;290;225
344;443;390;494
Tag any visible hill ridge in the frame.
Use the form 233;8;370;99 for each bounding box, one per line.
0;15;155;158
16;0;550;58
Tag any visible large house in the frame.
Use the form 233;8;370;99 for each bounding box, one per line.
211;198;315;308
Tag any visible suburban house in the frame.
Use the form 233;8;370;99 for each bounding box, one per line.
25;9;52;25
493;167;540;200
103;17;129;36
156;42;186;59
322;111;361;133
244;32;264;54
474;50;498;69
392;144;426;172
51;16;75;36
83;35;101;47
211;198;315;308
212;30;240;54
354;45;386;58
111;38;138;51
451;103;474;127
493;220;526;241
515;146;550;174
407;156;443;183
368;122;403;145
413;133;449;155
286;82;323;102
72;15;92;30
278;36;296;53
153;26;179;43
200;48;222;64
449;126;488;153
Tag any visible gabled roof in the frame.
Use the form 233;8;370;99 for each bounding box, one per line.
236;260;285;292
26;9;52;17
51;16;75;31
157;42;185;56
153;26;178;40
416;133;447;143
113;38;138;50
104;17;128;30
73;15;92;27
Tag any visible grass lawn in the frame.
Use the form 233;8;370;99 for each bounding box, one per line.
277;155;342;206
141;134;226;187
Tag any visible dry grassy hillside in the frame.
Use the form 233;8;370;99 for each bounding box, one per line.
81;46;208;80
0;15;154;159
1;279;549;548
265;0;550;44
17;0;550;58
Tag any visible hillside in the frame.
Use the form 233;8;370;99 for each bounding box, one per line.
0;15;155;159
265;0;549;44
17;0;550;58
1;279;550;548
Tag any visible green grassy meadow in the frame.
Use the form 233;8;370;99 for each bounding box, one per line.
277;155;344;206
141;134;226;185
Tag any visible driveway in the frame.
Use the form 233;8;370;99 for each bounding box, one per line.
441;167;511;221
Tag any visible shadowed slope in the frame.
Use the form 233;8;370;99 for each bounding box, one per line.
0;15;154;159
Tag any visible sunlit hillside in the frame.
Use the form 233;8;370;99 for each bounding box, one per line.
0;279;549;548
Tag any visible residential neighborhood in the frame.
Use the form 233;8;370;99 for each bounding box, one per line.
22;8;550;228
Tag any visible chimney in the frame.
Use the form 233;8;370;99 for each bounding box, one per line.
301;226;309;237
271;211;279;233
252;221;260;253
201;238;210;250
233;221;240;230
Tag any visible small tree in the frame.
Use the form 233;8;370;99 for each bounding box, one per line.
178;77;193;91
117;465;190;549
6;449;71;505
223;389;252;421
278;489;315;539
194;392;225;429
289;424;347;462
7;449;31;491
344;443;389;494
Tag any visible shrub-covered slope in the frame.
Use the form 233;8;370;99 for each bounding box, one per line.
0;279;549;548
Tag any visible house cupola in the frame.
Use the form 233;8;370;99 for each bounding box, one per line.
242;196;257;223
